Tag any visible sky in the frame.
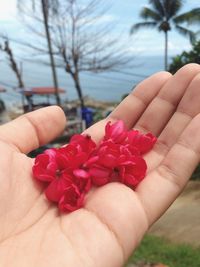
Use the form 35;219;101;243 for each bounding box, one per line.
0;0;199;56
0;0;200;103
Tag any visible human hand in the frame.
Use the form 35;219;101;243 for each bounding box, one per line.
0;64;200;267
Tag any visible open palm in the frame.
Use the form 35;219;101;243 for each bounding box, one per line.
0;64;200;267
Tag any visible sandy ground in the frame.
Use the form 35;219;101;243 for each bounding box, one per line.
149;181;200;247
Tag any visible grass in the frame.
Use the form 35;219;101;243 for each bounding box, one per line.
126;234;200;267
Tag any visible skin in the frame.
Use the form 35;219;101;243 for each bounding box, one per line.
0;64;199;266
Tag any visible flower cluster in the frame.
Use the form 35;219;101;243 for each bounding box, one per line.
32;120;157;213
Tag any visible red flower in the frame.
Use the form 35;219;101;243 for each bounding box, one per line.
33;145;92;203
57;134;96;170
88;140;147;187
73;169;91;193
45;174;72;202
98;141;119;167
118;155;147;188
70;134;96;154
58;144;88;170
58;184;85;212
88;140;119;186
32;120;156;213
33;149;58;182
104;120;127;143
45;169;91;203
127;130;157;154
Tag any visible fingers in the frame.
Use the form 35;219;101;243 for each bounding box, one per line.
145;66;200;172
158;71;200;152
136;114;200;225
109;71;171;127
134;64;200;135
85;71;171;142
0;106;66;154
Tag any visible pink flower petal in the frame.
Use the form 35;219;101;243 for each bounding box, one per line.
84;156;99;167
73;169;90;179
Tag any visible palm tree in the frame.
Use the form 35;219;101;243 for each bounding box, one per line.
130;0;200;70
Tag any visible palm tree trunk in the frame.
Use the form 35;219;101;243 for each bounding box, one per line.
41;0;61;106
164;31;168;71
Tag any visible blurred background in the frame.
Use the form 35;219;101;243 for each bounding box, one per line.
1;0;199;116
0;1;200;266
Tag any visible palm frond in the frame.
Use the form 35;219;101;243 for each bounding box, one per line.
164;0;183;19
130;22;158;35
149;0;165;16
140;7;162;21
173;8;200;25
175;25;196;43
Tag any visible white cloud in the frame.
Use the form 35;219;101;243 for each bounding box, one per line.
97;14;117;24
0;0;17;21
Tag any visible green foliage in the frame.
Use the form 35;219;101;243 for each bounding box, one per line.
126;234;200;267
174;8;200;24
92;109;104;123
169;41;200;74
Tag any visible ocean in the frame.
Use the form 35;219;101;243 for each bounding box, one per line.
0;55;165;108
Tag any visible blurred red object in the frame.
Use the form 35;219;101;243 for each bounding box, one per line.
23;87;65;96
